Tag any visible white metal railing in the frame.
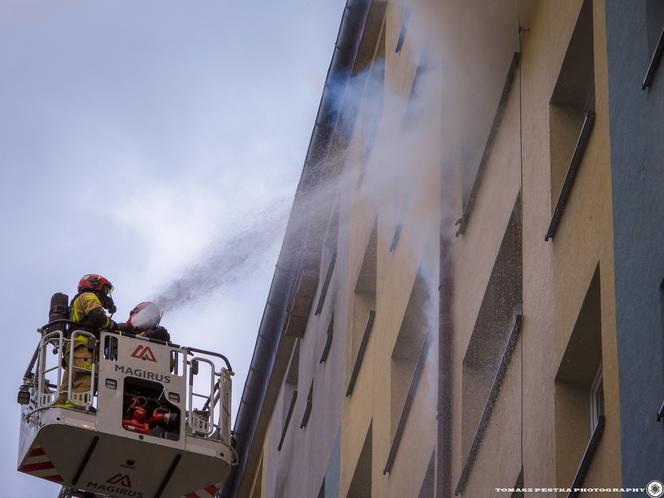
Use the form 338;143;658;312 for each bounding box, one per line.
35;330;97;409
185;352;232;445
37;331;65;407
187;356;216;436
30;329;232;444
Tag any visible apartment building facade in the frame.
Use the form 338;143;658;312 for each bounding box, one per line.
222;1;664;497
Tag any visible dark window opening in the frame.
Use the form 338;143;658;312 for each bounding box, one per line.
548;0;595;238
352;1;387;75
316;252;337;315
356;18;386;189
278;390;297;452
461;194;522;460
389;224;403;253
417;452;435;498
278;342;300;451
300;381;313;429
385;272;432;473
455;52;520;236
349;222;377;395
402;59;431;128
554;266;603;488
347;424;372;498
511;469;524;498
347;310;376;397
395;8;411;53
320;314;334;364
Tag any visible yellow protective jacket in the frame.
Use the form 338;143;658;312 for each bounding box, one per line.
70;292;112;330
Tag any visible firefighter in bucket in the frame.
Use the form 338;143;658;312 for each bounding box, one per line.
55;273;119;409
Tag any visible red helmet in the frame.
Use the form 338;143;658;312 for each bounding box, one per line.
78;274;113;294
78;274;116;313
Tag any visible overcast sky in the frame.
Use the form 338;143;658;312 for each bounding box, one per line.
0;1;345;495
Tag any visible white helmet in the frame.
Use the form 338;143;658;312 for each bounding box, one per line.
126;301;162;330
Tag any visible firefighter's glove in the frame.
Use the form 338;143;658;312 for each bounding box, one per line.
103;320;120;332
142;326;170;342
107;321;129;332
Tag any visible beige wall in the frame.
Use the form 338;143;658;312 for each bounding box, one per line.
236;1;623;497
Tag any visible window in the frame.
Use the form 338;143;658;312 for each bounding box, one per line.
320;314;334;364
315;252;337;315
351;1;386;187
348;222;377;396
402;59;430;128
347;424;372;498
278;342;299;451
316;211;339;316
417;452;434;498
554;266;603;487
455;196;523;496
395;8;411;53
347;311;375;397
455;52;520;236
352;1;387;75
385;272;432;473
300;381;313;429
547;0;595;238
389;224;403;253
461;195;522;460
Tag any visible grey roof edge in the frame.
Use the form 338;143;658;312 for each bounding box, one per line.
220;1;371;496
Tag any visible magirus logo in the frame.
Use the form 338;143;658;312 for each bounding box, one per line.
107;474;132;487
131;345;157;362
86;473;143;497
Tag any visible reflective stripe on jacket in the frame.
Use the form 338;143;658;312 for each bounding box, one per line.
70;292;111;329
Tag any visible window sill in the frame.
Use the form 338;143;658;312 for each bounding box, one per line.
566;415;605;498
346;310;376;397
277;390;298;451
642;26;664;90
545;111;595;241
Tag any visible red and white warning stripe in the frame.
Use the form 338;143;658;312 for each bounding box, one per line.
18;446;64;484
182;482;222;498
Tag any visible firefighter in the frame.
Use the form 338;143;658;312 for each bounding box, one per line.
125;301;171;342
55;274;120;409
